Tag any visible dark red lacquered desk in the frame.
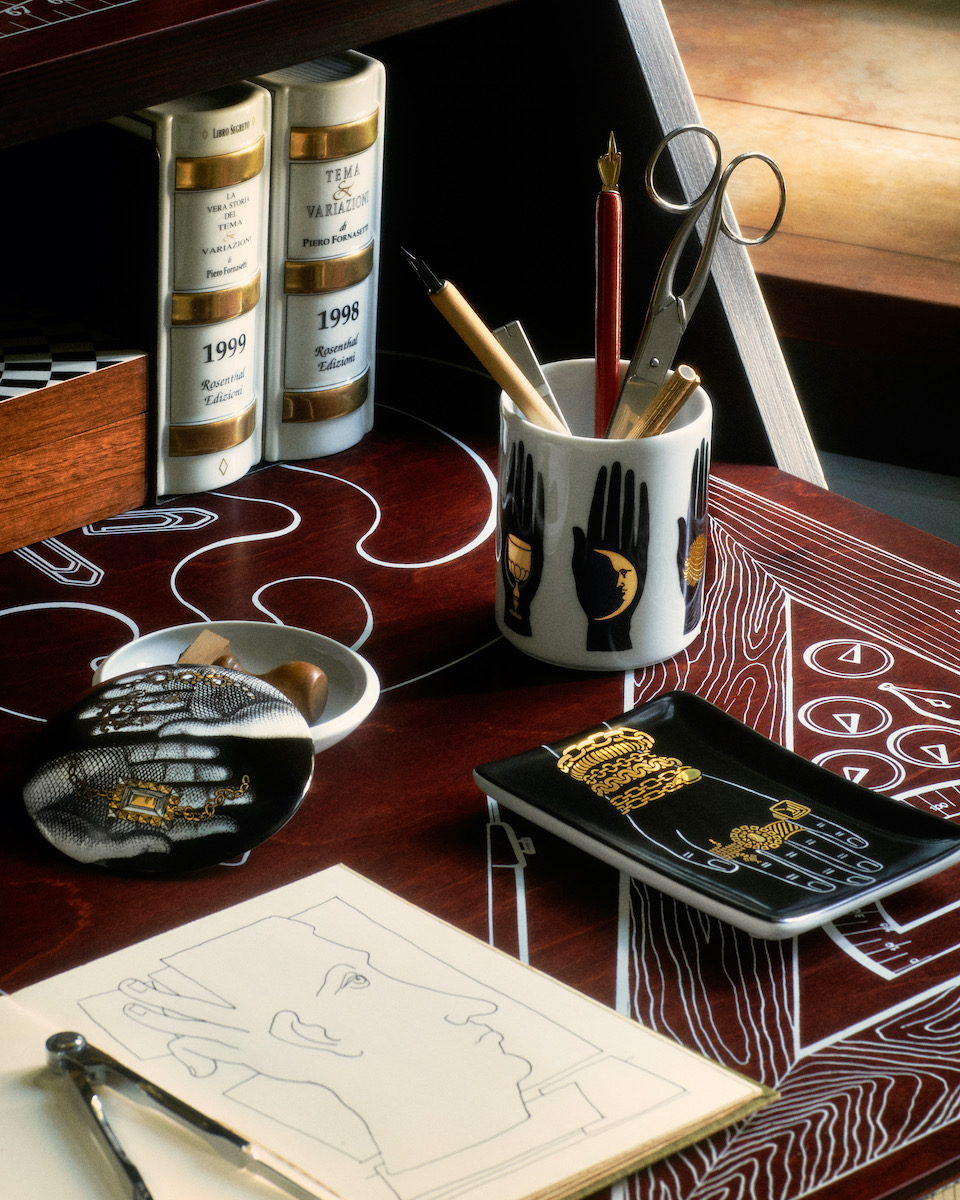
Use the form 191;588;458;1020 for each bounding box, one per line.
3;357;960;1200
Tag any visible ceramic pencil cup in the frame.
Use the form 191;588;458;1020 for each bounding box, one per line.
495;358;712;670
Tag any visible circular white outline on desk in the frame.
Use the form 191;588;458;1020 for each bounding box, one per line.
798;696;893;738
811;748;905;791
887;725;960;769
803;639;894;678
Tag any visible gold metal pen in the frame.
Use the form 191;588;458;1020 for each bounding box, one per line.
624;364;700;438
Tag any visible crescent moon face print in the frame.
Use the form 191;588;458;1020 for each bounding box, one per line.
592;549;639;619
572;462;649;653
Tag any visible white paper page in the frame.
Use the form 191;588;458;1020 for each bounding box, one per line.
0;997;306;1200
11;865;765;1200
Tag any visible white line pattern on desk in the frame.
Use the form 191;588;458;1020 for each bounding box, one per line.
614;476;960;1198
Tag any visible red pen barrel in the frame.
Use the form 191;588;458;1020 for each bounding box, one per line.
594;186;622;438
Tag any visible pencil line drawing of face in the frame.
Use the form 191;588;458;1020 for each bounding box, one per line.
74;889;687;1200
95;916;534;1179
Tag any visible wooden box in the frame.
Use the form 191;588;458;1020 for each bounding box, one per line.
0;355;149;556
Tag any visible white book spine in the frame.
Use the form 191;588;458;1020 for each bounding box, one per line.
114;83;271;497
256;53;385;462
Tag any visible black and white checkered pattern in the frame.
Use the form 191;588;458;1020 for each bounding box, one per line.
0;300;141;399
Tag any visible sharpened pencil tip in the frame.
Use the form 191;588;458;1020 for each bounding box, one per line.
401;247;444;295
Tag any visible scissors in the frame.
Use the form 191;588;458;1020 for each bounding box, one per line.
45;1031;315;1199
606;125;786;438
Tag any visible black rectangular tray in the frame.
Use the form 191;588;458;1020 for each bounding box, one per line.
474;691;960;939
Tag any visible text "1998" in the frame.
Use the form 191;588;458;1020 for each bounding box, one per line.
317;302;361;329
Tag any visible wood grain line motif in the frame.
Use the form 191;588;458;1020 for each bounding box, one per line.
621;476;960;1198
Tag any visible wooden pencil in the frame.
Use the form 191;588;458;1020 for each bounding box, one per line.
403;249;568;435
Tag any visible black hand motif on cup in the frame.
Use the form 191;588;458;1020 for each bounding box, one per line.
499;440;545;636
572;462;649;651
677;438;710;634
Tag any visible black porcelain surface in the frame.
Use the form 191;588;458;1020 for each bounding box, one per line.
23;665;315;874
475;691;960;938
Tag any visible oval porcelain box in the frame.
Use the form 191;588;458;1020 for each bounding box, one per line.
22;664;315;875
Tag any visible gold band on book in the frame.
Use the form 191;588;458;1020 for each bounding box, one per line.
282;373;368;423
172;273;261;326
175;137;266;190
289;111;379;161
284;245;373;295
168;403;258;457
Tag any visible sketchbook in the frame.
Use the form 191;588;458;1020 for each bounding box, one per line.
3;864;774;1200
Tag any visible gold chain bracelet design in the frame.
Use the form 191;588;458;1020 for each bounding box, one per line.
67;754;251;828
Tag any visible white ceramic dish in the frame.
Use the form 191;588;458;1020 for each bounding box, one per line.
93;621;380;754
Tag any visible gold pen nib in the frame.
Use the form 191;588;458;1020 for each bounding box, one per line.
598;131;621;191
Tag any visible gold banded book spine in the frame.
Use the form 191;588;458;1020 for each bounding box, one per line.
255;52;385;462
112;81;270;498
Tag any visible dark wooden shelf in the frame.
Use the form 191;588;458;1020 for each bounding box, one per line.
0;0;516;149
0;0;829;487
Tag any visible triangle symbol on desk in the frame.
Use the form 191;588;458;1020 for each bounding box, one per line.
834;712;863;734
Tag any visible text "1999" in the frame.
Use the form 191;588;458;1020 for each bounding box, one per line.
202;334;247;362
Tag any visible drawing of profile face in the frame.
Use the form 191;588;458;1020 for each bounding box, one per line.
123;917;533;1175
271;944;532;1171
271;952;524;1079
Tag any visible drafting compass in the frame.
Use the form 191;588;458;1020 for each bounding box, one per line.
45;1031;320;1199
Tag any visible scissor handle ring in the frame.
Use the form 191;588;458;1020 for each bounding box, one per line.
645;124;722;213
645;128;787;246
719;152;787;246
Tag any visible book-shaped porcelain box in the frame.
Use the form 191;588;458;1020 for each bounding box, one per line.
474;691;960;939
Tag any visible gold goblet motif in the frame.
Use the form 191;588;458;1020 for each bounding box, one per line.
506;533;532;619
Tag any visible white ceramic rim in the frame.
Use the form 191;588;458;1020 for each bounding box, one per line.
93;620;380;754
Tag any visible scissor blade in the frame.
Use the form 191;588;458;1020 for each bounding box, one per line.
605;376;658;439
605;298;686;438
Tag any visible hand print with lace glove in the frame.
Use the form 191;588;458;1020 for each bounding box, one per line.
23;666;313;871
677;438;710;634
77;666;304;742
499;439;545;636
572;462;649;652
